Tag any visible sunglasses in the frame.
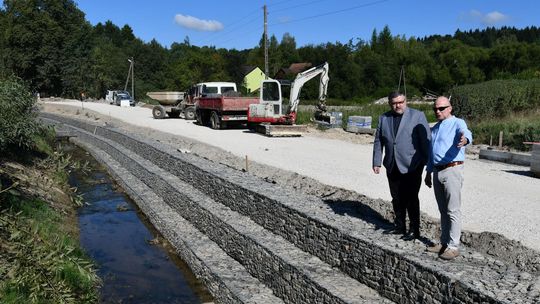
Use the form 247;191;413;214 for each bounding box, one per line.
433;106;450;112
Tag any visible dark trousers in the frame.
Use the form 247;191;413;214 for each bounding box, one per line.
387;165;423;234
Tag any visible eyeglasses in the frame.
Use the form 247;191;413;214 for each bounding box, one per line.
433;106;450;112
391;101;405;106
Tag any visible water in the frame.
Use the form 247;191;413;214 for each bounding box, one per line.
67;145;213;303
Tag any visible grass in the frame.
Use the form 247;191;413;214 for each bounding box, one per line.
297;101;540;151
0;196;100;303
0;132;99;303
469;110;540;151
296;102;436;129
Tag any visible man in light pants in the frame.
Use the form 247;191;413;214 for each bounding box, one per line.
424;96;472;260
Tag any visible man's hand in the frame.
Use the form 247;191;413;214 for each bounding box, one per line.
457;131;468;148
372;166;381;174
424;173;432;188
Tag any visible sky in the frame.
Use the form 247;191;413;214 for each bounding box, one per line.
72;0;538;50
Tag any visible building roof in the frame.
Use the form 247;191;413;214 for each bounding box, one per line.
274;62;312;79
241;65;260;76
287;62;312;74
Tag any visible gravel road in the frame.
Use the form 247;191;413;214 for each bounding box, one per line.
42;100;540;251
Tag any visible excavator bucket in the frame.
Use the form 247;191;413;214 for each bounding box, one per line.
255;124;308;137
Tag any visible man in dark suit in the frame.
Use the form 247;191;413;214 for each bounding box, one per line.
372;92;430;240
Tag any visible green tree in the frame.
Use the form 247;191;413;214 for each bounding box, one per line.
1;0;90;96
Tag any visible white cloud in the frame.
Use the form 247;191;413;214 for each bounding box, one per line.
482;11;509;26
461;10;509;26
174;14;223;31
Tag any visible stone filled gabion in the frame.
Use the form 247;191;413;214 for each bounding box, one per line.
41;113;539;304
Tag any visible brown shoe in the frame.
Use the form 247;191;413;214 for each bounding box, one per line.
426;243;444;254
439;248;459;260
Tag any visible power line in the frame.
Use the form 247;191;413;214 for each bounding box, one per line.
199;14;261;46
268;0;390;27
198;7;261;45
202;0;391;48
270;0;331;14
266;0;294;8
200;0;330;47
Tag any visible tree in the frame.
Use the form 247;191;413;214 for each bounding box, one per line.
0;0;91;96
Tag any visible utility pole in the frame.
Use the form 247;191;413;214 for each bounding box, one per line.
131;57;135;101
264;5;268;79
125;57;135;100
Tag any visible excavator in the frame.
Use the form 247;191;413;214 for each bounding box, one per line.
247;62;330;136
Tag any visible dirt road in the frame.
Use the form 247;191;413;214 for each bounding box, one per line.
42;100;540;251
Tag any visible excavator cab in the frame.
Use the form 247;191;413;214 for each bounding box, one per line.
247;62;329;134
249;80;284;120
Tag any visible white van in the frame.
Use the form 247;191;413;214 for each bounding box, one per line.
196;82;237;96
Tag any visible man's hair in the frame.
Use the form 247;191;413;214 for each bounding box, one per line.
388;91;405;102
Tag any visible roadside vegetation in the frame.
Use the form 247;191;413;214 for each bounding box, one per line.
0;77;100;303
297;78;540;150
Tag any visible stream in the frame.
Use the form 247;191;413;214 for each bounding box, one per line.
66;144;213;303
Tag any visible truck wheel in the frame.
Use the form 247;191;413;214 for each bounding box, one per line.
184;107;195;120
210;111;221;130
152;105;166;119
195;110;203;125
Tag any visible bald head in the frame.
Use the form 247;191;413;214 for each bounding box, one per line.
433;96;452;121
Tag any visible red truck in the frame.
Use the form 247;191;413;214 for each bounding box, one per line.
195;93;259;129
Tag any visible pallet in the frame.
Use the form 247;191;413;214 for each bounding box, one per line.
255;124;307;137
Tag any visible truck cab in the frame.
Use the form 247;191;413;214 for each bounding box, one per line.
192;82;237;97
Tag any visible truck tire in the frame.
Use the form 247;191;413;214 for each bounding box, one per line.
152;105;166;119
210;111;221;130
195;110;204;125
184;107;195;120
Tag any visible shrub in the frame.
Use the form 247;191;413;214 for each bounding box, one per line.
470;113;540;151
0;77;41;154
450;79;540;120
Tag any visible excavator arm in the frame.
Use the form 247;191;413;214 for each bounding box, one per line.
289;62;329;113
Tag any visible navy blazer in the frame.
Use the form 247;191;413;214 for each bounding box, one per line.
372;107;431;174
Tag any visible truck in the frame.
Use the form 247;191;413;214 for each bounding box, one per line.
247;62;331;136
148;82;237;120
147;91;189;119
195;91;258;129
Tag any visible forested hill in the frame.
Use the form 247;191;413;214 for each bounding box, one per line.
1;0;539;101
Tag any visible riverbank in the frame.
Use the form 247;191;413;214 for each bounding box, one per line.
0;148;101;303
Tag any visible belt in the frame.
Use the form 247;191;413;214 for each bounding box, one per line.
434;161;464;171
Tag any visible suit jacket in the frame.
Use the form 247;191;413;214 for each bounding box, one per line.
372;107;431;174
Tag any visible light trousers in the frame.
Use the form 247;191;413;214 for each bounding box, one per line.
433;165;464;249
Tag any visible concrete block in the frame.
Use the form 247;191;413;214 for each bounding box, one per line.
479;148;531;166
531;144;540;177
346;116;372;133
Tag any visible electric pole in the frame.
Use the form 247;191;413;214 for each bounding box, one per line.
131;58;135;101
125;57;135;100
264;5;268;79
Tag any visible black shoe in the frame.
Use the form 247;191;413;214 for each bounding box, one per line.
401;231;420;241
384;228;406;235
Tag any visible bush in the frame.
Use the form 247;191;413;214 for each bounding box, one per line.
470;113;540;151
450;79;540;120
0;77;41;154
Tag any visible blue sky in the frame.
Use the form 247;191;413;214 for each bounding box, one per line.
73;0;538;50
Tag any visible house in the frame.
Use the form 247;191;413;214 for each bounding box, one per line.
273;62;312;80
242;66;267;93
